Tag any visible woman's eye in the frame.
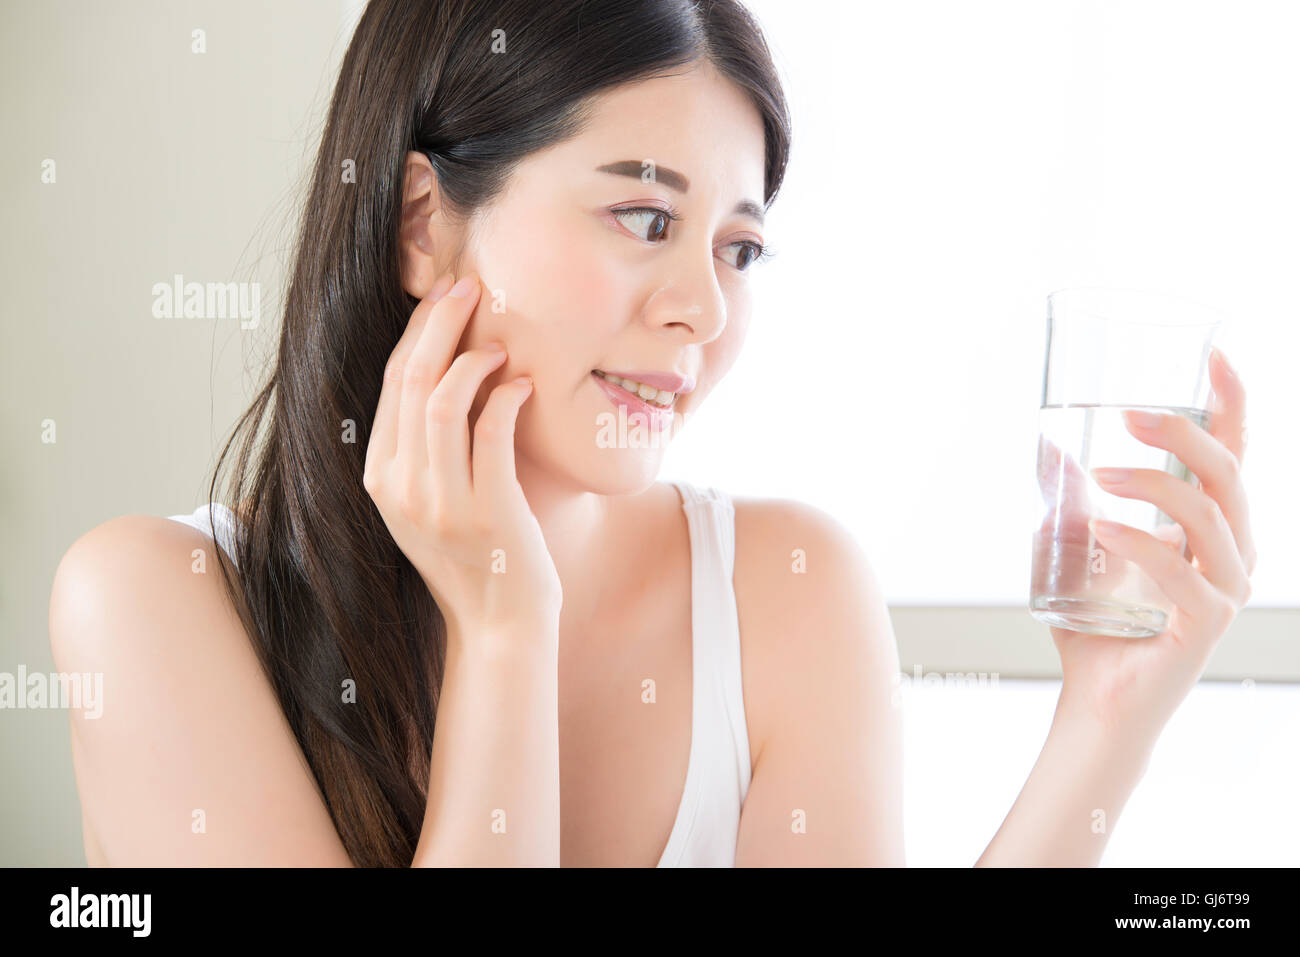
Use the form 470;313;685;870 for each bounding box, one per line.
612;206;774;273
612;207;673;243
723;241;772;272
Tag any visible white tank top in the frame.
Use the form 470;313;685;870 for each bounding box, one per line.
166;478;754;867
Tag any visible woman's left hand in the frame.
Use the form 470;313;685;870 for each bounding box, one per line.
1050;346;1257;745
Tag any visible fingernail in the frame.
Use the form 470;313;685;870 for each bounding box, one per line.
1125;409;1163;429
515;375;533;387
1090;518;1124;539
447;274;478;297
1212;346;1238;378
430;273;455;301
1091;467;1131;485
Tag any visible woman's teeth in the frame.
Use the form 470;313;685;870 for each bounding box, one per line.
593;370;676;408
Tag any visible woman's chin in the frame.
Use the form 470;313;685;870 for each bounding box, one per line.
583;452;667;496
521;411;675;495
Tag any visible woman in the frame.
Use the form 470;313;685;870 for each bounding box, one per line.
49;0;1256;867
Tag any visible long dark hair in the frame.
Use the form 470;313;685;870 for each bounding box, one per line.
208;0;792;866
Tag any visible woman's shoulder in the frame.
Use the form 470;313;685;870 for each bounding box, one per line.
48;512;353;865
729;492;891;646
55;511;239;583
729;492;875;583
659;483;874;600
727;493;897;761
49;512;247;665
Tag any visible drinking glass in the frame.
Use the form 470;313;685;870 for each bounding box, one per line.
1029;287;1223;638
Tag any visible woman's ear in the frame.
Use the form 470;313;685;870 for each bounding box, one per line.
398;151;443;298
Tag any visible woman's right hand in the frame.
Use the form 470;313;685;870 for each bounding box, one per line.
363;272;563;643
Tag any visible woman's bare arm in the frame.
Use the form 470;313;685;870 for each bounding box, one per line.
732;500;906;866
53;515;562;867
981;349;1254;866
362;269;563;866
976;700;1151;867
730;499;1157;868
411;621;559;866
50;516;356;866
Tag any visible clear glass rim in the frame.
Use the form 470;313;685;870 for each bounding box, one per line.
1047;285;1227;330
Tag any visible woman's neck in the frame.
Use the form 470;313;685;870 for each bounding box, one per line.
513;455;676;634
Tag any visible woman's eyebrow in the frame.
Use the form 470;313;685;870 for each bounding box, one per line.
594;159;765;226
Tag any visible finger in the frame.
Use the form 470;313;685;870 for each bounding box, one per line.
1036;435;1107;594
1037;435;1097;541
1208;346;1247;465
396;273;482;481
1038;435;1096;507
1090;466;1251;603
426;345;509;516
369;272;455;463
1207;347;1258;574
1152;521;1188;557
1120;406;1258;579
471;376;534;513
1088;518;1230;643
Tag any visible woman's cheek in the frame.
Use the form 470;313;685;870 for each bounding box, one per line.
486;222;621;341
528;226;623;336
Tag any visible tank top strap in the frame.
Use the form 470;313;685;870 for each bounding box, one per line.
165;502;240;568
669;480;736;579
659;479;753;866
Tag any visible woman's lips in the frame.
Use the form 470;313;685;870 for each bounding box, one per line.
590;371;675;426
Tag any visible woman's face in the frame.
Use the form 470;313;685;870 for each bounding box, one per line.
405;60;769;495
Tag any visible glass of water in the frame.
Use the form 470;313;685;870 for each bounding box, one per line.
1029;287;1224;638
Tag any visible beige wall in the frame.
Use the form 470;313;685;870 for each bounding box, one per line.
0;0;350;866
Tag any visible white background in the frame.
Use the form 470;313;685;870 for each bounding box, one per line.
664;0;1299;607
